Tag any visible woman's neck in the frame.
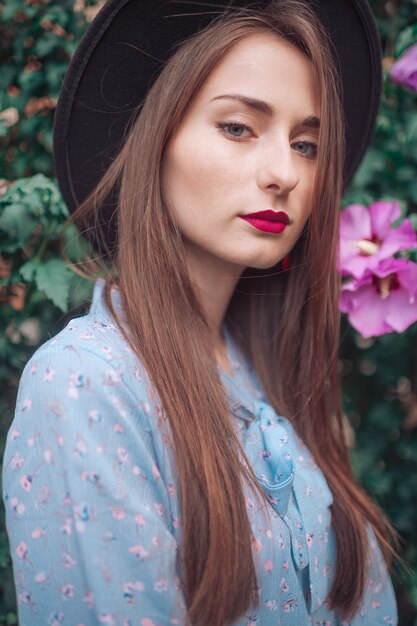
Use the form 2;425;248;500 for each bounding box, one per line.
182;240;243;373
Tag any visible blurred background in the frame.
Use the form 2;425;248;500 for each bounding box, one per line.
1;0;417;623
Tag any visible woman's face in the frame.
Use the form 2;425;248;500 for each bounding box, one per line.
162;32;319;275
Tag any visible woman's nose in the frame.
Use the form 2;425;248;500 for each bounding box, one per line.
257;141;300;195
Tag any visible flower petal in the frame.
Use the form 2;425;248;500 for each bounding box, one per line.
390;44;417;93
342;282;393;337
341;258;417;337
385;287;417;332
372;256;413;278
339;205;374;277
369;200;401;239
340;204;372;241
396;261;417;300
378;219;417;259
339;249;379;279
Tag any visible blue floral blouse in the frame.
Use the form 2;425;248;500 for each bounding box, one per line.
3;280;397;626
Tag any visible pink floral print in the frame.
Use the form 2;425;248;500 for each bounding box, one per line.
2;280;397;625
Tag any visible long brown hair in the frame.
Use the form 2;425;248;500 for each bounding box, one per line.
68;2;398;624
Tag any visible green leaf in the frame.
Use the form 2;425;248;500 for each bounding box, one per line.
45;61;70;92
0;202;38;244
19;258;72;312
33;34;61;59
1;175;68;223
33;259;72;312
17;70;44;92
19;259;38;282
62;222;91;262
0;121;10;138
405;113;417;144
1;2;21;21
13;173;60;198
395;24;417;58
350;148;386;189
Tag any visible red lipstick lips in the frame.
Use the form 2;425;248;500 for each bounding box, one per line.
240;210;290;234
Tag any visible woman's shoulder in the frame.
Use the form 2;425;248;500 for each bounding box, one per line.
6;282;171;476
19;280;152;405
5;281;177;497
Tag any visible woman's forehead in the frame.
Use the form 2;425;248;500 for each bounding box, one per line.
193;33;319;119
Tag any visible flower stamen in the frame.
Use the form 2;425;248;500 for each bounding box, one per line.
357;239;379;256
374;273;400;299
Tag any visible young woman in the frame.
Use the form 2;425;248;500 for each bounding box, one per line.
3;0;398;624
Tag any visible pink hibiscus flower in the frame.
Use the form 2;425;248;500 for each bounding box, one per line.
389;43;417;93
340;258;417;338
339;201;417;278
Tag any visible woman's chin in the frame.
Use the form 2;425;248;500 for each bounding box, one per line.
240;253;287;271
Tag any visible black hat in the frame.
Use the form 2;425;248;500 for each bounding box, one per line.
53;0;382;242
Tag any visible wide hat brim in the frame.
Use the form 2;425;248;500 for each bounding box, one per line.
53;0;382;240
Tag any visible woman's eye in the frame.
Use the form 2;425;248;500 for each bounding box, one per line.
292;141;318;159
217;121;253;140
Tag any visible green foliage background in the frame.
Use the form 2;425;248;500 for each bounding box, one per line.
0;0;417;623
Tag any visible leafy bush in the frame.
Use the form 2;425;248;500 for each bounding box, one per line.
1;0;417;624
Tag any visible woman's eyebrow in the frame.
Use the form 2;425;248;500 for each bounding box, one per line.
211;93;274;115
301;115;321;129
210;94;320;127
